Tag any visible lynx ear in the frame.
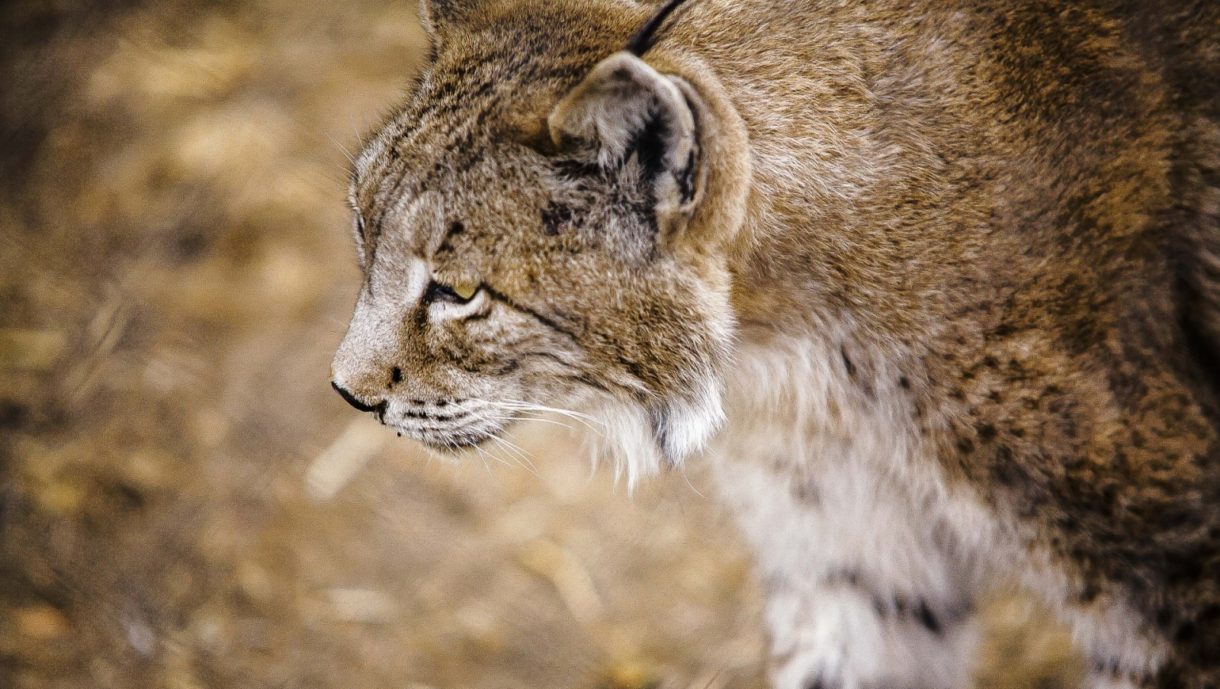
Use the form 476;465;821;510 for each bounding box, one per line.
418;0;480;34
549;52;703;238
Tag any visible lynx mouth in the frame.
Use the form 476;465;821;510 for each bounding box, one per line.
384;414;512;453
416;430;499;451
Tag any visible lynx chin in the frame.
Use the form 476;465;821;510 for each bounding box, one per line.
331;1;1220;687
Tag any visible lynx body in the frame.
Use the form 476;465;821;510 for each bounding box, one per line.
331;1;1220;687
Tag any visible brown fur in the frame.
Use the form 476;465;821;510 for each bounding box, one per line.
333;1;1220;686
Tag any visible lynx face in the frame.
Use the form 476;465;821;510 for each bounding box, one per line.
331;2;737;471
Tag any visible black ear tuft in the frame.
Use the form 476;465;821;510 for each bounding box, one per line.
626;0;695;57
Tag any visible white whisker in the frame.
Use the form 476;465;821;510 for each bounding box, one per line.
497;413;577;433
454;437;492;476
482;399;606;435
471;443;512;472
491;399;604;425
489;435;539;475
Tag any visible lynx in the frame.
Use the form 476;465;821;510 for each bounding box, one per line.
330;1;1220;687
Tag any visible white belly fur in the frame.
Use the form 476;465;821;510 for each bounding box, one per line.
706;335;1162;687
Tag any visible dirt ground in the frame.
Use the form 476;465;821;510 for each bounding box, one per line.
1;2;1081;688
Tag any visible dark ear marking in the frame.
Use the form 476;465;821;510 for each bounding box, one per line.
625;101;673;180
626;0;695;56
549;53;703;241
678;148;697;203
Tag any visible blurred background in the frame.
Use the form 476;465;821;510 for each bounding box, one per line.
0;2;1080;688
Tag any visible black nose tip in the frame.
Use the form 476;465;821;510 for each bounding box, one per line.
331;381;383;414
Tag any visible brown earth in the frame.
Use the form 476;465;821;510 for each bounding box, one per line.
0;2;1079;688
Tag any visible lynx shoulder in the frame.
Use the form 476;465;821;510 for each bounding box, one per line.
331;1;1220;687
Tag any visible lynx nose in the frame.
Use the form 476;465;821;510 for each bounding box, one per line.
331;381;385;414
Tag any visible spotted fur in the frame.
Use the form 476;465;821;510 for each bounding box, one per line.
331;1;1220;687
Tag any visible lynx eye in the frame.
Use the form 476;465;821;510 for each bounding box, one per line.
428;280;481;304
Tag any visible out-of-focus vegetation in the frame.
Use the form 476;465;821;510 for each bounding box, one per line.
0;2;1078;688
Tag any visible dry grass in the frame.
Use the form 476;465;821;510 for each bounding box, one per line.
0;2;1077;688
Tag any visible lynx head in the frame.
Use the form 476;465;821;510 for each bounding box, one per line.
331;0;750;482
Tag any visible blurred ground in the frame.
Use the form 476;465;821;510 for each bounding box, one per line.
0;2;1081;688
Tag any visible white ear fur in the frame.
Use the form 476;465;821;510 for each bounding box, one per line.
549;52;703;235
